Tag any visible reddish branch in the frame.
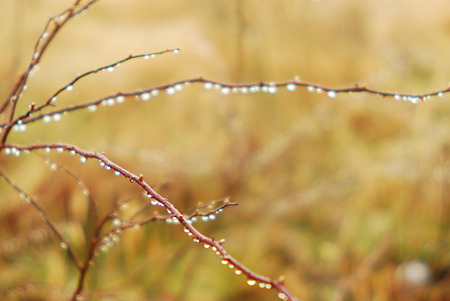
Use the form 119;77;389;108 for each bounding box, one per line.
1;143;299;301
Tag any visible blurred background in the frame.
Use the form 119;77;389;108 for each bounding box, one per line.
0;0;449;300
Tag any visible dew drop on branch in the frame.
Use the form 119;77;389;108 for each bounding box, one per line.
112;219;122;227
240;87;249;94
116;95;126;103
151;89;159;97
87;105;98;112
166;86;176;95
52;114;62;122
204;82;213;90
286;83;296;92
327;90;337;98
43;115;51;123
140;93;151;101
221;87;231;95
49;162;58;171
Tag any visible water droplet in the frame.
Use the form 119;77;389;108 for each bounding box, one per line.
70;150;76;156
30;64;40;77
60;242;68;250
409;97;419;104
174;84;183;92
45;147;51;153
11;148;20;157
247;279;256;286
193;238;200;243
114;171;120;176
183;228;190;233
107;66;114;72
221;87;231;95
201;215;209;222
56;147;64;153
103;98;115;106
43;115;51;123
394;94;401;101
438;92;444;97
66;85;73;91
286;83;296;91
151;89;159;97
205;244;212;249
208;214;216;221
268;85;277;94
173;48;181;54
150;200;159;206
49;162;58;171
112;219;122;227
166;87;176;95
204;82;213;90
307;85;315;93
42;31;49;39
141;93;151;101
315;87;323;94
88;105;97;112
235;270;242;275
52;114;62;122
116;95;126;103
240;87;249;94
265;283;272;289
327;90;337;98
249;85;260;93
80;156;87;163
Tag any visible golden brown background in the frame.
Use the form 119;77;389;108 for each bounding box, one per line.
0;0;449;300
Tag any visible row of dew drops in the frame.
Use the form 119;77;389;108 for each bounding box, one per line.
4;145;289;300
5;70;444;135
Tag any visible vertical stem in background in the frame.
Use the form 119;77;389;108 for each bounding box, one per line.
11;0;25;90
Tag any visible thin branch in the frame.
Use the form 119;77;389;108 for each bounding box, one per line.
2;143;299;301
0;170;82;270
2;77;448;137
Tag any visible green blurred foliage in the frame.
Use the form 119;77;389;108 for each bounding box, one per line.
0;0;449;300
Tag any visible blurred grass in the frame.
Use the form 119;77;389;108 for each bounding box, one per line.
0;0;449;300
